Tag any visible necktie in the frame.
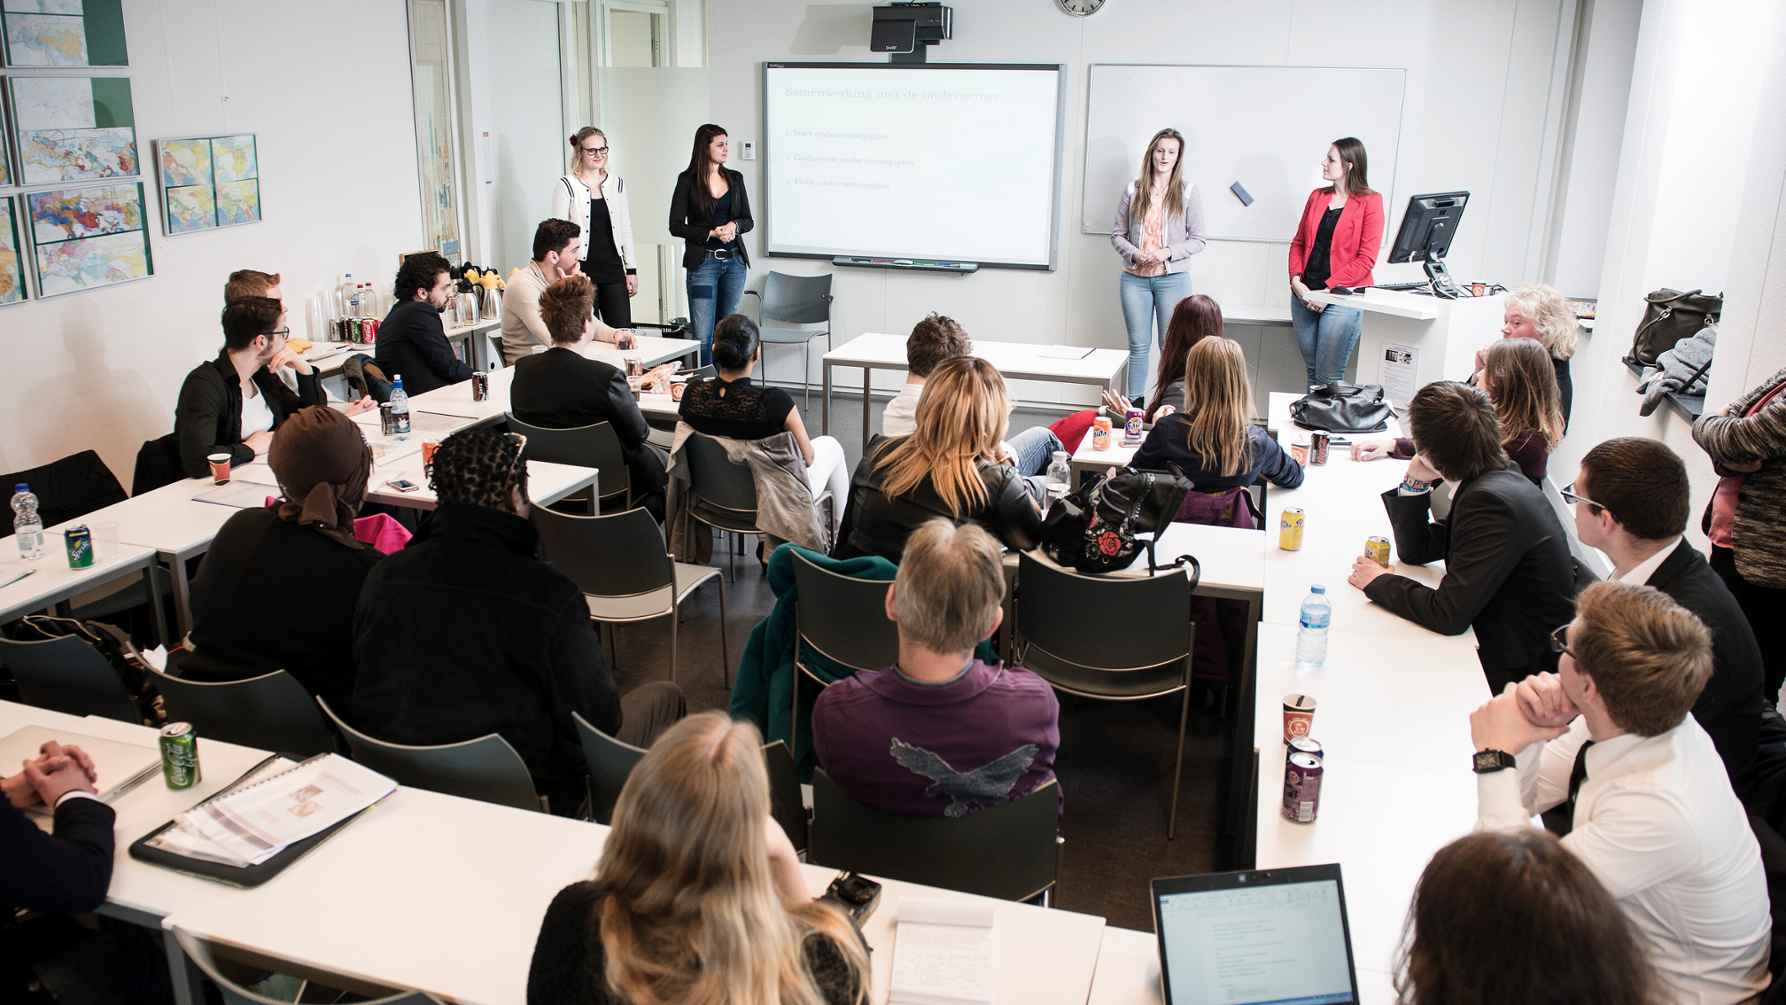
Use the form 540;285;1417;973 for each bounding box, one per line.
1547;739;1596;838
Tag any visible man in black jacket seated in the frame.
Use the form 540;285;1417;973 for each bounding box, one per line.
1347;381;1576;693
375;251;472;397
1567;436;1778;800
1;739;112;917
173;296;325;478
510;273;667;520
351;429;685;815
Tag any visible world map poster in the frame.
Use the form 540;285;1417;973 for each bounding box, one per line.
1;0;129;68
8;74;137;184
26;182;152;296
0;199;26;306
155;133;260;235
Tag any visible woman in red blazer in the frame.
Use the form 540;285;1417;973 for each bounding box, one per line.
1287;138;1384;388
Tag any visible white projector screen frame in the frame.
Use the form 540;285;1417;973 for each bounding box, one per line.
762;62;1067;270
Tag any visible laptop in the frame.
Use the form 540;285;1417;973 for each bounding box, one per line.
0;725;162;816
1151;864;1361;1005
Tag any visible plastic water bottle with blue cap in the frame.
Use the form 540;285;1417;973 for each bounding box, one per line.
1296;585;1331;670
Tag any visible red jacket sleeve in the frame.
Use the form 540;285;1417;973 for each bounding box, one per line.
1287;189;1320;279
1329;193;1385;289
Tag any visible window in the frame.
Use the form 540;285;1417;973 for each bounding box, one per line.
408;0;465;259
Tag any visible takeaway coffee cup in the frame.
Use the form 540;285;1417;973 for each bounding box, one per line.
207;452;232;485
1282;693;1317;743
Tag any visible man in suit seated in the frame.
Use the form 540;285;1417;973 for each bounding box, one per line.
1;739;111;917
811;519;1059;818
374;252;472;398
1347;380;1577;693
509;273;668;521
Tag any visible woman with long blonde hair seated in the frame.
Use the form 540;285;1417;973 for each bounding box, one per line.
837;356;1044;561
527;712;867;1005
1130;336;1304;491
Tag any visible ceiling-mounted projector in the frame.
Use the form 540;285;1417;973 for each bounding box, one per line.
871;2;951;63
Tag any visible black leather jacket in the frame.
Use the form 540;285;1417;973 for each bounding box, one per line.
836;436;1043;561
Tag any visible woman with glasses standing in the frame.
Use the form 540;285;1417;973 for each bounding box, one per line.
552;126;637;326
669;123;752;365
1111;127;1206;404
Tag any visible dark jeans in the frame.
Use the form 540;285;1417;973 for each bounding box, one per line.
593;276;632;328
687;253;747;366
1712;545;1786;704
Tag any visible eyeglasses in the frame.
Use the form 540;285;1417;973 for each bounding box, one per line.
262;327;291;339
1549;623;1573;658
581;145;609;156
1559;482;1608;516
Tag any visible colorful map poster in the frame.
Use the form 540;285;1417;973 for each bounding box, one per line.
154;133;260;235
0;199;26;306
1;0;129;67
0;97;11;187
26;182;152;296
8;75;137;184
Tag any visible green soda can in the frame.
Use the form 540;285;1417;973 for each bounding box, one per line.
159;722;201;789
64;525;93;569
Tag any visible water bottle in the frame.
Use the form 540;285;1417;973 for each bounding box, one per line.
388;375;411;440
1045;450;1072;500
348;283;364;319
337;273;356;314
11;483;43;560
1295;585;1331;670
361;284;380;319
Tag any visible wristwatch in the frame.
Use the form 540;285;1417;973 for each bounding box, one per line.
1472;749;1517;774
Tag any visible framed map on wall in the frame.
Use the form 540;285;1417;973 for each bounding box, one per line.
1;0;129;67
0;198;26;306
155;132;259;235
0;93;11;186
25;181;152;296
7;74;137;184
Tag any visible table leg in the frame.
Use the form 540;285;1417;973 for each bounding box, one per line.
822;360;832;435
1222;592;1262;869
861;366;872;455
162;924;203;1005
169;554;194;637
145;563;169;648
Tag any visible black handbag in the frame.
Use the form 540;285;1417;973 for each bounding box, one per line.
1625;288;1722;368
1040;467;1198;575
1290;384;1392;433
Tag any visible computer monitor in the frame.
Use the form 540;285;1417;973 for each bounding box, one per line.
1387;191;1469;297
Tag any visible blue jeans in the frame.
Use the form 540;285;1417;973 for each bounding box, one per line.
1008;426;1064;504
687;253;747;365
1119;271;1193;400
1290;297;1363;388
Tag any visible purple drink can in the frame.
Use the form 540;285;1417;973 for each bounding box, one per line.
1311;430;1330;465
1288;736;1324;763
471;371;490;401
1282;752;1324;823
1123;408;1144;445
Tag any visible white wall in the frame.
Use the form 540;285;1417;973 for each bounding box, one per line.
460;0;566;268
1547;0;1641;297
699;0;1580;404
0;0;423;482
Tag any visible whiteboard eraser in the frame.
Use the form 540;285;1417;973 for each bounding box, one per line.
1230;182;1254;206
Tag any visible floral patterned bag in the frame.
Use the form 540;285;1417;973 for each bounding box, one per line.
1040;467;1196;576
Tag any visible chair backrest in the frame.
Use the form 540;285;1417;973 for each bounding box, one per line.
149;664;336;757
535;505;674;600
507;413;629;500
572;710;644;826
682;433;758;524
1014;552;1194;699
172;928;442;1005
131;433;185;496
487;331;506;368
763;739;808;854
760;272;834;326
790;550;899;677
2;449;127;535
808;769;1058;902
315;697;541;812
0;635;141;723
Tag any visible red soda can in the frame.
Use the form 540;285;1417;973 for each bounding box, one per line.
1310;430;1330;465
1283;752;1324;823
471;371;489;401
364;317;379;343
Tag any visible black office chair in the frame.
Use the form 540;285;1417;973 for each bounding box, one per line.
507;414;629;513
316;697;545;813
172;928;444;1005
787;550;899;760
745;272;834;412
0;634;142;723
572;710;645;826
1;449;126;535
149;663;337;757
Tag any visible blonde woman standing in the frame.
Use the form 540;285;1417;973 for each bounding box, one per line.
527;712;868;1005
1131;337;1304;492
553;126;638;326
1112;127;1207;403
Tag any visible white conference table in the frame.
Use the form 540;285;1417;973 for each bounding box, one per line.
0;531;161;632
404;360;684;430
821;332;1129;451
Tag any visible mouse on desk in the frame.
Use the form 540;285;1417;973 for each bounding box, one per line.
1328;286;1357;295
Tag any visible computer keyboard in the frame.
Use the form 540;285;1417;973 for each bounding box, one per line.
1372;281;1432;292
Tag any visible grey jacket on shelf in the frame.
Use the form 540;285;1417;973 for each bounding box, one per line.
1694;362;1786;587
1111;180;1207;275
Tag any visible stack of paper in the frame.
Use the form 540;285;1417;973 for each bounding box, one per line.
0;727;161;813
890;898;998;1005
146;754;394;867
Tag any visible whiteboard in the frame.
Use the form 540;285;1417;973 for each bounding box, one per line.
1081;65;1406;243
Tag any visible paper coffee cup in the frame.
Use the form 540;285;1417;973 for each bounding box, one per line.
207;452;232;485
1282;693;1317;743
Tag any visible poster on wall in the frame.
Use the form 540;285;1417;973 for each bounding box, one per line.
8;74;137;184
0;198;27;306
155;132;260;235
0;0;129;68
26;181;152;296
0;93;11;186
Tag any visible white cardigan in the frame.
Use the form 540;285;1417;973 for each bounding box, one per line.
551;172;637;274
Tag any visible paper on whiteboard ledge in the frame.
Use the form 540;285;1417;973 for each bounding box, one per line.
891;898;997;1005
1379;343;1418;409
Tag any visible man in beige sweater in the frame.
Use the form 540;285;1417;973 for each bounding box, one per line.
501;219;630;364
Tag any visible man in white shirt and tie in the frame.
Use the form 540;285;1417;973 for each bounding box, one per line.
1470;580;1771;1004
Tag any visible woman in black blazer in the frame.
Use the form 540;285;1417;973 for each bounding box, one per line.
668;123;752;366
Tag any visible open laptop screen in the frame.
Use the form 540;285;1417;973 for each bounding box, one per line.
1151;864;1360;1005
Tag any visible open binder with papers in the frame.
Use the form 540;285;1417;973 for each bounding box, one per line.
130;753;395;887
890;898;998;1005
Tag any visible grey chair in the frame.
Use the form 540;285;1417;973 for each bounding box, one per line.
682;433;766;579
764;739;809;855
172;927;443;1005
1013;551;1197;839
533;504;726;685
507;413;629;513
147;663;337;757
0;634;141;723
788;550;899;759
315;697;544;813
809;769;1060;903
486;330;506;369
572;710;644;826
745;272;834;411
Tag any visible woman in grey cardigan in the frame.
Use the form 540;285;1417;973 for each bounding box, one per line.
1111;127;1206;403
552;126;637;326
1694;361;1786;700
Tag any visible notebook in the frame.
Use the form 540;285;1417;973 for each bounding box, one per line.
1151;864;1360;1005
0;725;162;815
889;898;997;1005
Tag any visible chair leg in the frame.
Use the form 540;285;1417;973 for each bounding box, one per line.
1169;648;1194;841
789;660;800;761
717;577;731;689
801;339;812;414
669;605;679;685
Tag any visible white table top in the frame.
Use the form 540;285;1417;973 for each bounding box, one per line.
1069;426;1140;473
408;356;687;428
0;532;156;622
47;476;238;558
827;332;1128;384
1302;288;1441;322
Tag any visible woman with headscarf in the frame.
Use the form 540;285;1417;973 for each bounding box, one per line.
179;405;382;710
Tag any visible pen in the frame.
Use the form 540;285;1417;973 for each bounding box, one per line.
0;569;36;590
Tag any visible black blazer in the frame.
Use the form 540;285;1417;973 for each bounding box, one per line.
375;299;473;398
174;352;323;478
509;347;666;498
0;795;115;917
668;167;753;270
836;436;1043;562
1642;540;1766;796
1364;463;1578;693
